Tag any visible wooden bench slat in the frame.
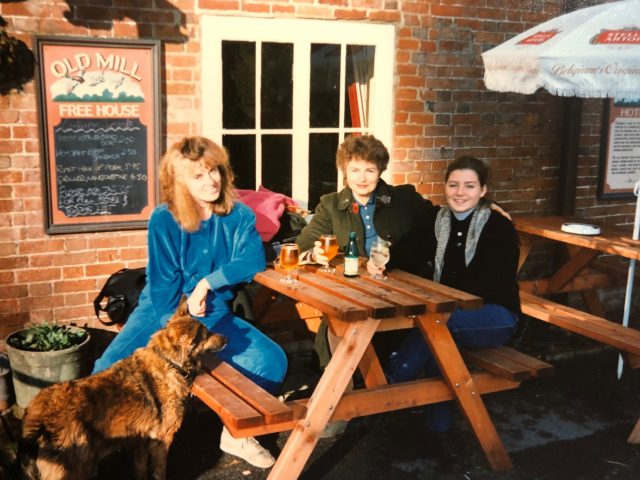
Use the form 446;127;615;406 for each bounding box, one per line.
191;374;264;430
520;291;640;358
226;372;522;438
488;346;554;378
520;291;640;343
522;292;639;340
464;346;554;381
200;354;294;425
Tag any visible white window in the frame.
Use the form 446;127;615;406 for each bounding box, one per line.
202;16;394;209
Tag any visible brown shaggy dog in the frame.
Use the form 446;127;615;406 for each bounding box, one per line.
17;300;227;480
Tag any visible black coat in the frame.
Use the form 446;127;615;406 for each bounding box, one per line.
297;179;436;277
434;209;521;314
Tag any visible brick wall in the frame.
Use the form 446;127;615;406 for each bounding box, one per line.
0;0;636;341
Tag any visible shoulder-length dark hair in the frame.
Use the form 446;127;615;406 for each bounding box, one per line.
445;155;489;186
159;136;235;232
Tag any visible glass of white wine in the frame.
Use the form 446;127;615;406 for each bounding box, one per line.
369;237;390;280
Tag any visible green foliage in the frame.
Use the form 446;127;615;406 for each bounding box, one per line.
8;323;87;352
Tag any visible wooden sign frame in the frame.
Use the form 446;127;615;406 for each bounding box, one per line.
598;98;640;200
35;36;161;234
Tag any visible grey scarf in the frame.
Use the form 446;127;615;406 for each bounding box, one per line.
433;204;491;282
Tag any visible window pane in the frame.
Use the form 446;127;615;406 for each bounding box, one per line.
344;45;375;128
262;43;293;129
223;135;256;189
310;44;340;128
222;41;255;129
308;133;339;209
262;135;292;197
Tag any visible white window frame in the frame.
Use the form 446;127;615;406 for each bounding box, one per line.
201;16;395;208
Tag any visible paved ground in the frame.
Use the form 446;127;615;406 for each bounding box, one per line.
161;348;640;480
2;328;639;479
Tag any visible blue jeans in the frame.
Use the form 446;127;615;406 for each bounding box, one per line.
385;303;518;432
92;299;288;394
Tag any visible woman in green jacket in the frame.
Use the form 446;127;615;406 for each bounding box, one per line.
296;134;435;278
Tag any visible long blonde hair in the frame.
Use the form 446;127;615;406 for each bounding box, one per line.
159;137;235;232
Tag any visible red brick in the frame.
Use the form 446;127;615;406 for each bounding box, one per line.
53;279;97;294
198;0;240;10
86;263;127;277
335;9;367;20
63;266;86;279
29;283;52;297
242;3;271;13
272;4;295;14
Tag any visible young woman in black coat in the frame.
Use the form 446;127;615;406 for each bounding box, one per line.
386;156;521;442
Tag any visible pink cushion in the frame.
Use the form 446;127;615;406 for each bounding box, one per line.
236;186;298;242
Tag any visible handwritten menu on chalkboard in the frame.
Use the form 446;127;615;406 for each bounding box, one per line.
35;37;160;234
54;118;148;217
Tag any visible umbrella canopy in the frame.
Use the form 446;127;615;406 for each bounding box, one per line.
481;0;640;100
482;0;640;379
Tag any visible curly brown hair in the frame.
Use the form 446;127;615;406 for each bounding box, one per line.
159;137;235;232
335;134;389;173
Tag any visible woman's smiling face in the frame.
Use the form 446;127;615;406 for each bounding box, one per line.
183;160;222;206
445;168;487;214
345;157;381;205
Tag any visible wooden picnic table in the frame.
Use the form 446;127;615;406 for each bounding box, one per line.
514;215;640;302
512;215;640;443
245;262;547;479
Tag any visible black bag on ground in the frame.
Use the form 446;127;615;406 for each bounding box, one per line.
93;267;146;327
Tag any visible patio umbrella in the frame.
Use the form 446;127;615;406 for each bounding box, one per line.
481;0;640;378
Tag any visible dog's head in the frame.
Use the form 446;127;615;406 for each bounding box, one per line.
148;297;227;373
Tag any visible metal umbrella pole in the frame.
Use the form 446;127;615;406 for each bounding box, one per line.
618;177;640;379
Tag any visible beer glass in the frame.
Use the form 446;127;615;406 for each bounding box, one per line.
279;243;300;284
318;234;339;273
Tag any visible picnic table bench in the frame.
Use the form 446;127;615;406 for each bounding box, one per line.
192;263;553;479
513;215;640;443
513;216;640;368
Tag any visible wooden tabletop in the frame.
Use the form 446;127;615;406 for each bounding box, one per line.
513;215;640;261
254;263;483;320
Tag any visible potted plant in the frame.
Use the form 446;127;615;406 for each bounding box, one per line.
5;322;90;409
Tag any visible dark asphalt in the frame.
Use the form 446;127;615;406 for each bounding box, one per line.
2;333;639;479
164;348;640;480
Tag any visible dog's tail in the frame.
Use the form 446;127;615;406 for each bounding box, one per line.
16;422;43;480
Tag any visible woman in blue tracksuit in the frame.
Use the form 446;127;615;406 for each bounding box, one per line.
93;136;286;469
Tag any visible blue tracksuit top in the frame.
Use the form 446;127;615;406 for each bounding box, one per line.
142;202;266;327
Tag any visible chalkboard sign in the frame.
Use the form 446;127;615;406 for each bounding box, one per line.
35;37;160;234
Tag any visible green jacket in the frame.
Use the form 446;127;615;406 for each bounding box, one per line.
296;179;435;277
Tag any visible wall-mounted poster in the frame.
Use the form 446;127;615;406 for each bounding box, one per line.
598;98;640;200
35;36;161;234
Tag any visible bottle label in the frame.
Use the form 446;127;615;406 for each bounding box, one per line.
344;257;359;276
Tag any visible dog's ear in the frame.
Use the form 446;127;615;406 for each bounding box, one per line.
176;295;189;317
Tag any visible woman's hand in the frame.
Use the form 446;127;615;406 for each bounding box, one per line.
187;278;211;317
366;259;386;277
311;240;329;266
490;202;512;220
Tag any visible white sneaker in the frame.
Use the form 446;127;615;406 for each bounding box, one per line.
219;427;276;468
